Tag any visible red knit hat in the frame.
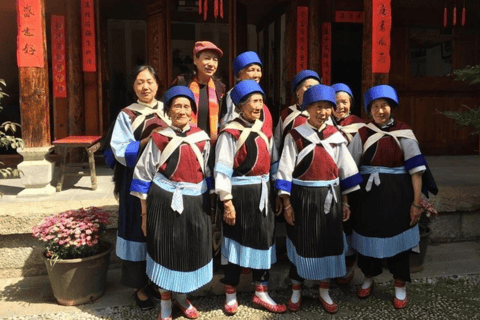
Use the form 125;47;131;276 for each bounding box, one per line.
193;41;223;58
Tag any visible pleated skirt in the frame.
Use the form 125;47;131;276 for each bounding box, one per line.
222;183;276;270
350;172;420;259
287;183;346;280
116;166;146;262
145;182;212;293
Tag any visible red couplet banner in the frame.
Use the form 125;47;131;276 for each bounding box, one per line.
296;6;309;74
81;0;96;72
51;16;67;98
335;11;364;23
16;0;44;67
372;0;391;73
321;22;332;86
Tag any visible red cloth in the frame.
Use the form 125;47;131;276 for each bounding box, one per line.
17;0;44;67
296;6;309;74
372;0;391;74
53;136;102;146
335;11;364;23
321;23;332;85
52;15;67;98
81;0;96;72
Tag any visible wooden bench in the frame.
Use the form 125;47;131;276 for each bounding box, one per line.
52;136;102;192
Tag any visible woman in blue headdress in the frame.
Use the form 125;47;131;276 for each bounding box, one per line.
130;86;213;320
276;84;362;314
214;80;286;315
348;84;435;309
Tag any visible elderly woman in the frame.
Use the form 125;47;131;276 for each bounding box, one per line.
276;84;362;314
105;65;170;310
215;80;285;315
348;85;431;309
130;86;213;320
330;83;365;285
219;51;272;131
273;70;321;153
172;41;226;142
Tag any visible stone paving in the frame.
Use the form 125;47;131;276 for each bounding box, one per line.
1;240;480;320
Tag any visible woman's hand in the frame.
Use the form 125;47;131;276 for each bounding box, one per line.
275;196;283;216
410;203;424;226
223;200;236;226
342;204;351;222
141;213;147;237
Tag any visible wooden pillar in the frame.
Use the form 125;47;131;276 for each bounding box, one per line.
147;0;169;94
66;0;85;138
284;1;297;105
308;0;321;73
18;0;50;148
362;0;389;116
228;0;237;87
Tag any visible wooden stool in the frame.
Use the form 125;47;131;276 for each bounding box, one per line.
53;136;102;192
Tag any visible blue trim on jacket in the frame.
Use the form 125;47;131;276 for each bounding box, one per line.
125;141;140;168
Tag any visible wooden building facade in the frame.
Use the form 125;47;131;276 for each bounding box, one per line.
1;0;480;167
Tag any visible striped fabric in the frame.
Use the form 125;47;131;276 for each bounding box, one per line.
116;235;147;262
222;237;276;270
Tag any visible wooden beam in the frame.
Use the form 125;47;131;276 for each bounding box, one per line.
284;1;297;105
18;0;50;148
66;0;85;137
95;0;105;135
228;0;236;87
147;1;168;93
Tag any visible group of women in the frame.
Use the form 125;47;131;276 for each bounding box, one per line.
106;40;435;320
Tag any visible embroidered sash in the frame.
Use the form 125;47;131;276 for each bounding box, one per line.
224;119;270;153
282;105;309;132
126;102;170;132
337;122;366;142
363;123;417;154
189;77;220;141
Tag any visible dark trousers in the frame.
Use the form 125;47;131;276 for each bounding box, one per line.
357;250;411;282
120;260;149;289
221;263;269;286
288;262;304;282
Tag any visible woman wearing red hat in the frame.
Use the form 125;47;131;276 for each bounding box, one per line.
172;41;226;143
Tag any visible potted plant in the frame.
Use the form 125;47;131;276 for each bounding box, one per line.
32;207;112;305
438;65;480;155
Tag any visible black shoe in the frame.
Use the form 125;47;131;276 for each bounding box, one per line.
134;290;155;311
145;284;161;301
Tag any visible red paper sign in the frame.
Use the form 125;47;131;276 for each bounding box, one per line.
296;6;309;74
335;11;364;23
372;0;391;73
81;0;96;72
321;22;332;86
16;0;44;67
51;16;67;98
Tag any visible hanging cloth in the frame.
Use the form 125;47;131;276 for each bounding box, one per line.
189;77;220;142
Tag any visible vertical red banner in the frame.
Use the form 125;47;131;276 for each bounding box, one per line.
321;22;332;86
296;6;309;73
16;0;44;67
51;16;67;98
372;0;391;73
81;0;96;72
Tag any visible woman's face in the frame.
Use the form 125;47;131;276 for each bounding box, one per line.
168;97;192;129
296;78;320;105
241;93;263;123
333;92;351;120
193;50;219;78
238;64;262;83
370;98;392;125
133;69;158;104
306;101;333;129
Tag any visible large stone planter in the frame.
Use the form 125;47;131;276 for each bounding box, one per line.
42;242;113;306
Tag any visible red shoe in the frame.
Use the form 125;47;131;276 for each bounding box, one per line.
223;299;238;315
287;283;302;312
252;295;287;313
337;268;355;285
357;280;374;299
174;299;199;319
393;295;408;309
318;295;338;314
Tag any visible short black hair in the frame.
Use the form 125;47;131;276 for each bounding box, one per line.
131;65;159;86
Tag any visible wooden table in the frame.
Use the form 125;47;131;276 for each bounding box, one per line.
52;136;102;192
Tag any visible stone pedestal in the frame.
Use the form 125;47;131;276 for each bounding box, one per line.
16;146;56;197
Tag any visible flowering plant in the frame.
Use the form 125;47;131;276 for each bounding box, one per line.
32;207;110;261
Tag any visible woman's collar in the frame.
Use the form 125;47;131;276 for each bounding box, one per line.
137;99;158;108
377;117;395;129
239;114;255;127
171;123;191;133
307;121;326;132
